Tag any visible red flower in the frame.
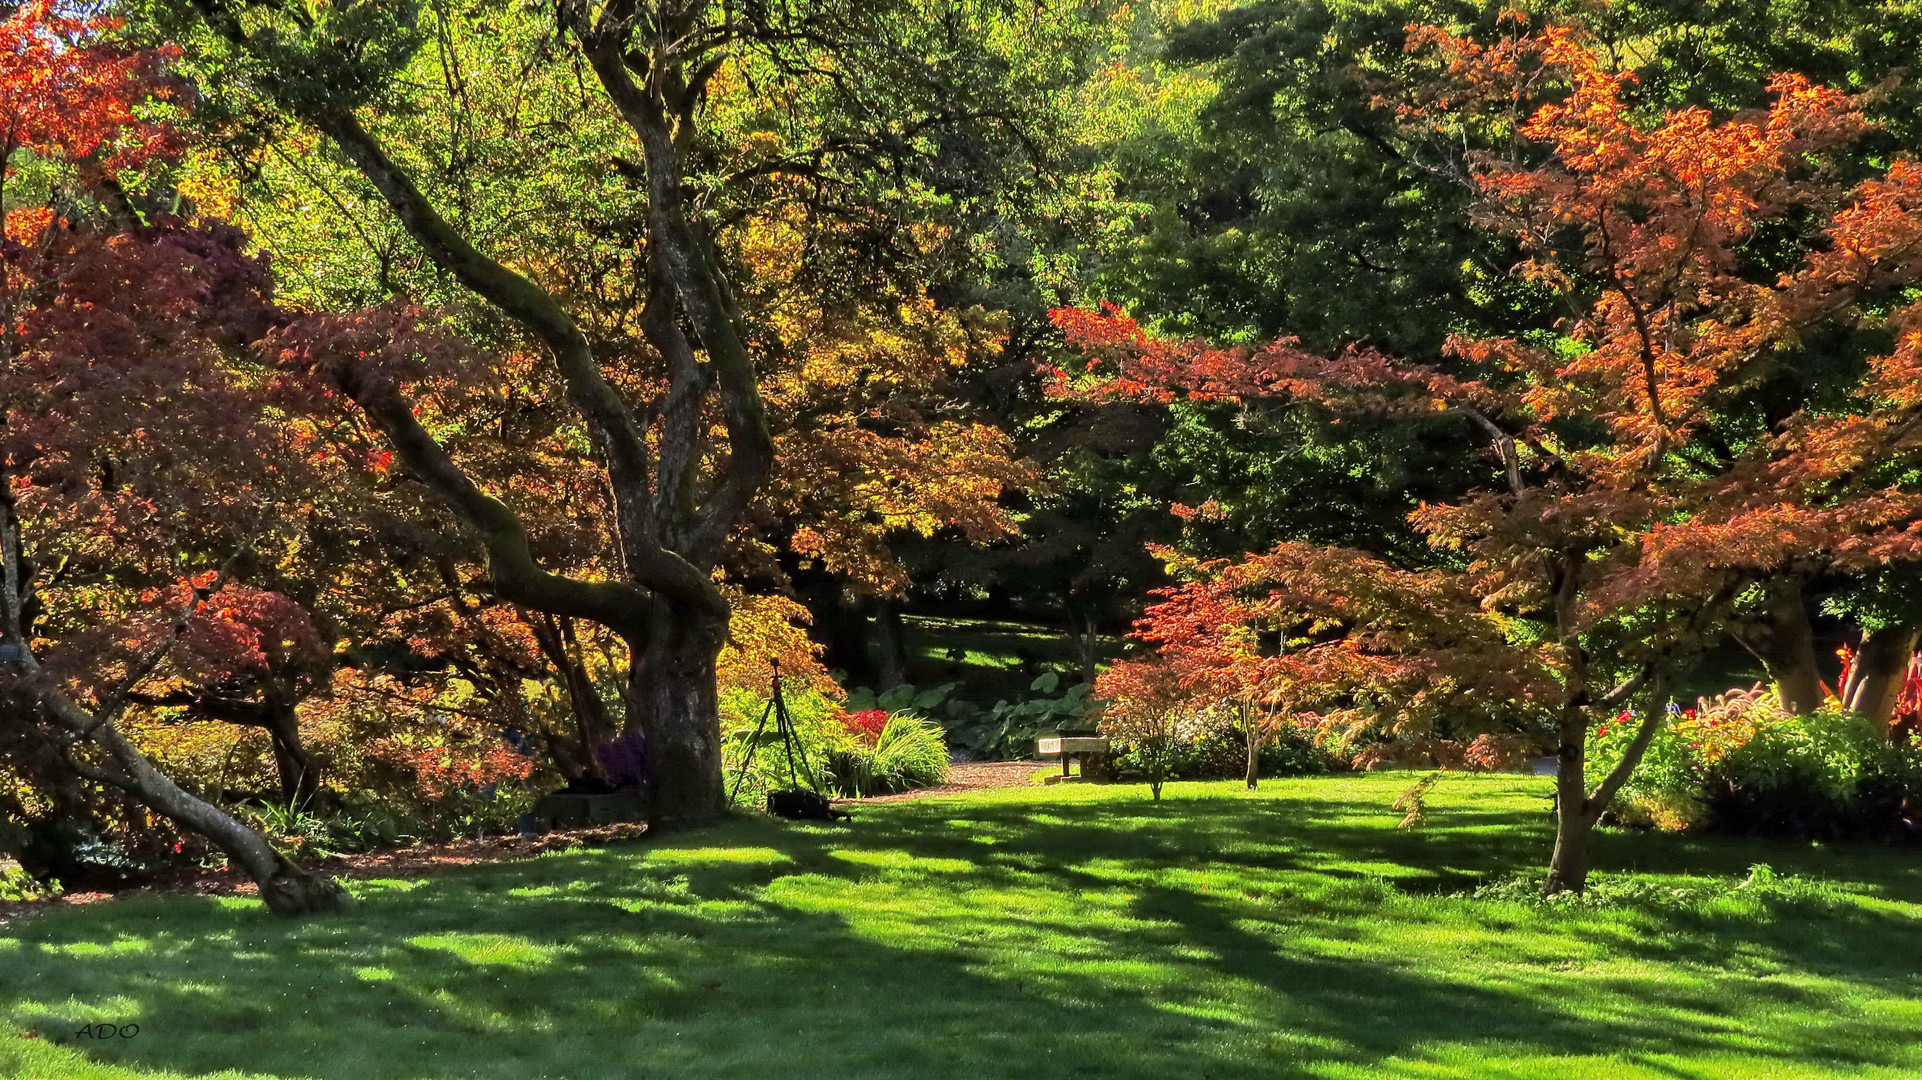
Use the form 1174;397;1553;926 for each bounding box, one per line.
842;710;890;744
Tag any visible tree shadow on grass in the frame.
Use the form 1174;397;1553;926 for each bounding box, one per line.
2;853;1531;1080
5;786;1920;1079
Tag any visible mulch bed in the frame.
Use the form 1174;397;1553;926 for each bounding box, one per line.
846;760;1044;804
0;823;649;927
1;766;1045;927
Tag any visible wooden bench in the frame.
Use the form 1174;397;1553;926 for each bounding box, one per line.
1037;736;1110;777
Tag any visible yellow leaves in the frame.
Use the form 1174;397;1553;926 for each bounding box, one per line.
717;589;838;697
174;149;241;221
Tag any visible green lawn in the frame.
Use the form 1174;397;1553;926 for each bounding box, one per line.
6;774;1922;1079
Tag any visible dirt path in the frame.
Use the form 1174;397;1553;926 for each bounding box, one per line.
847;760;1043;804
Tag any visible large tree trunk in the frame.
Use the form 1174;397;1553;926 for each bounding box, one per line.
630;607;727;825
1843;624;1919;734
1733;579;1825;714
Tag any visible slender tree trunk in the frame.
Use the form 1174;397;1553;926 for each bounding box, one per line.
874;599;907;691
1545;689;1666;895
1545;716;1594;894
1244;728;1260;790
263;695;320;809
1844;625;1919;734
630;606;727;825
1070;603;1100;687
529;614;613;777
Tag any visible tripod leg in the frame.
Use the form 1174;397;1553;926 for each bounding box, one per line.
728;697;778;806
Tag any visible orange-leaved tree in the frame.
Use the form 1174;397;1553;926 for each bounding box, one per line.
1065;23;1922;892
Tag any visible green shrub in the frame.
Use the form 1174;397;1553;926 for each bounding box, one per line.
0;859;53;902
1459;863;1849;915
721;686;852;803
1103;711;1343;783
1590;688;1922;842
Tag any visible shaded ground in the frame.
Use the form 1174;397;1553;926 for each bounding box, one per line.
0;824;649;925
6;774;1922;1080
896;614;1121;706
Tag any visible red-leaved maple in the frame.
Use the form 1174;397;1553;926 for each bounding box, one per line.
0;2;352;914
1070;23;1922;892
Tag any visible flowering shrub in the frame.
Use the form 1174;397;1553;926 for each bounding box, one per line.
1591;686;1922;841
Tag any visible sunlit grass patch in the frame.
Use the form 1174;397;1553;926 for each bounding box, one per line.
6;774;1922;1080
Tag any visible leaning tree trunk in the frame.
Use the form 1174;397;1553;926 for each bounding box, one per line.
18;688;355;916
98;726;354;916
1843;624;1919;734
630;603;728;825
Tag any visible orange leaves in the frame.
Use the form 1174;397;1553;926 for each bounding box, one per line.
0;0;181;179
1109;541;1560;743
1048;305;1502;418
2;207;51;246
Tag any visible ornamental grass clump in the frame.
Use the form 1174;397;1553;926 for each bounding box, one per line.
823;712;950;797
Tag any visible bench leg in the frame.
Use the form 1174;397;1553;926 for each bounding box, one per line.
1063;754;1072;777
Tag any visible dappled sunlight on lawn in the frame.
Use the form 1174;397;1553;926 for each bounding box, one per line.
4;774;1922;1080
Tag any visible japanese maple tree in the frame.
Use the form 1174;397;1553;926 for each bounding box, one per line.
0;1;354;913
149;0;1076;821
1065;23;1922;892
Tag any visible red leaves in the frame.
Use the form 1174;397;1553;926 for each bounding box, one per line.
0;0;181;179
1103;542;1561;743
1047;306;1495;417
1077;24;1922;741
170;585;328;685
841;709;890;745
265;303;469;406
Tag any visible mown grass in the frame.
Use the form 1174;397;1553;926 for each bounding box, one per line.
5;773;1922;1079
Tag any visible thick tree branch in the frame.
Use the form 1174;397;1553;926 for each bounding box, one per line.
344;372;697;635
567;2;775;565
